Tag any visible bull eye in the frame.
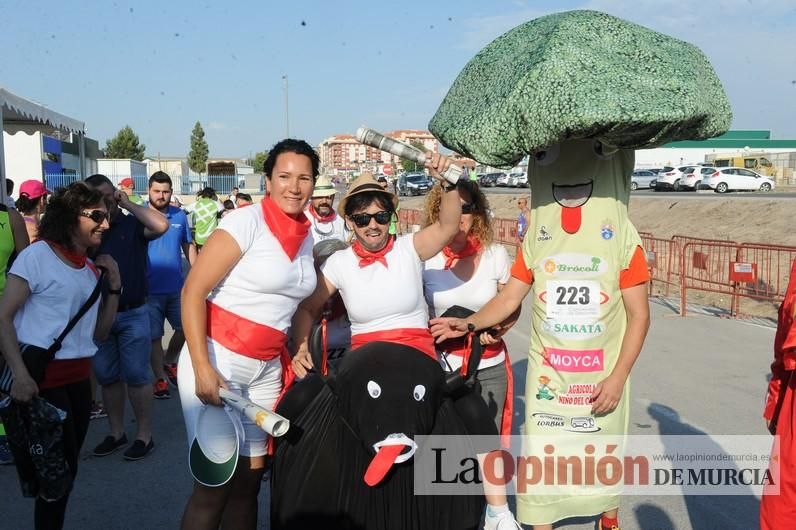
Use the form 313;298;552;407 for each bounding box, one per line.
367;380;381;399
534;144;560;166
593;140;617;159
413;385;426;401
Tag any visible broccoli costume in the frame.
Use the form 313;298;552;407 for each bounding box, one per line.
429;9;732;526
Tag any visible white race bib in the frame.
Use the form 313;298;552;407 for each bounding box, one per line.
545;280;601;320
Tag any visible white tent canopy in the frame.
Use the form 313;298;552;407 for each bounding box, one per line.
0;87;87;202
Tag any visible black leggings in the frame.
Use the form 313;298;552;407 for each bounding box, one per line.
34;379;92;530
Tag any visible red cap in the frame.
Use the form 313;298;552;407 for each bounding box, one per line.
119;177;135;188
19;180;50;200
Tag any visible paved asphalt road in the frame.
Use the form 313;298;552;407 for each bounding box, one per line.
0;296;775;529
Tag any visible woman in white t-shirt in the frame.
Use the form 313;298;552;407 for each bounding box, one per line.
290;153;460;374
178;139;319;530
0;181;120;530
421;180;519;441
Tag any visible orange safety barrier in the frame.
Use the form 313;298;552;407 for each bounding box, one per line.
679;241;742;316
640;235;681;297
492;217;520;252
734;244;796;316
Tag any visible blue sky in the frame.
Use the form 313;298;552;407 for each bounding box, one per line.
2;0;795;158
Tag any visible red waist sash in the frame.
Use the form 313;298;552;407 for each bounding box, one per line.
351;328;437;360
206;300;287;361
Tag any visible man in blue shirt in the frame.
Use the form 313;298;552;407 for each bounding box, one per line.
146;171;196;399
85;174;169;461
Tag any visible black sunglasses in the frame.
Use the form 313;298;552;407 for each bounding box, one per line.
81;209;109;224
461;202;477;214
349;211;393;228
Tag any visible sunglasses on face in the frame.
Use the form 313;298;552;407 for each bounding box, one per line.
461;202;477;214
349;210;393;228
81;209;109;224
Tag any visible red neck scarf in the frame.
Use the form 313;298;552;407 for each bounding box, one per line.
308;204;337;223
442;235;482;269
45;240;87;268
261;197;310;261
352;236;395;268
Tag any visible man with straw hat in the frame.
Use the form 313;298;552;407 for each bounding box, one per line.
306;175;348;245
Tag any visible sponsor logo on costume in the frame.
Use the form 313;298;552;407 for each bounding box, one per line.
532;412;565;428
535;375;557;401
542;319;605;341
539;254;607;278
600;220;615;240
542;347;604;372
537;225;553;242
556;383;597;407
565;416;601;433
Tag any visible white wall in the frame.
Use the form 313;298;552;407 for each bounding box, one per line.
3;130;42;181
97;159;149;183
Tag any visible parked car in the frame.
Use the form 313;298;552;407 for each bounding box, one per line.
510;172;528;188
699;167;775;193
397;173;433;196
495;173;510;187
655;165;696;191
679;166;716;191
479;173;498;187
630;170;657;191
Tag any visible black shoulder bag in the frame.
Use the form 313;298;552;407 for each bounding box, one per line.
0;270;105;393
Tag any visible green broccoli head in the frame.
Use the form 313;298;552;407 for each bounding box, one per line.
429;10;732;167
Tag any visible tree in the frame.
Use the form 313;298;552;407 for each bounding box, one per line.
104;125;146;160
249;151;269;173
400;141;428;172
188;121;209;175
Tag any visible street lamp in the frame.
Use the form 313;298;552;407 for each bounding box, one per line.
281;75;289;138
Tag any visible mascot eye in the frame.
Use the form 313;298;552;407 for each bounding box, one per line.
533;144;560;166
593;140;618;159
367;380;382;399
413;385;426;401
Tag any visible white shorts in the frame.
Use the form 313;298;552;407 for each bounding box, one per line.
178;339;282;457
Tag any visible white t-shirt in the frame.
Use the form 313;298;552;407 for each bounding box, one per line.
423;243;511;370
307;210;349;246
11;241;101;360
208;205;316;333
321;234;428;336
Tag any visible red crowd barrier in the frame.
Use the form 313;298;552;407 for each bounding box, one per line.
640;235;681;297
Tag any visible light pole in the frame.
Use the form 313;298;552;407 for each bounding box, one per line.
282;75;289;138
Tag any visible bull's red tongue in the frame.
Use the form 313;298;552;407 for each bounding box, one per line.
364;444;406;486
561;207;582;234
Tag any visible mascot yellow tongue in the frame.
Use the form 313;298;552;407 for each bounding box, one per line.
364;444;405;486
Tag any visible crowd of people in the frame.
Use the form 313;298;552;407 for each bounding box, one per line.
4;135;789;530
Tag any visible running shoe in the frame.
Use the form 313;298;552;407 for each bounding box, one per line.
123;438;155;461
164;363;178;388
153;379;171;399
90;401;108;420
93;434;129;457
0;438;13;465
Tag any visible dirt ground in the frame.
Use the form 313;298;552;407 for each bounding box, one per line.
401;191;795;320
402;192;795;246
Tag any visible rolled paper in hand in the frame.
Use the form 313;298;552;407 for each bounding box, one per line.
356;127;462;185
218;387;290;437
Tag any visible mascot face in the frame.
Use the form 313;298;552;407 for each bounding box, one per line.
332;342;444;486
528;139;634;234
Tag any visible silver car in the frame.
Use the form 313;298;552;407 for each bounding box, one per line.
630;170;657;191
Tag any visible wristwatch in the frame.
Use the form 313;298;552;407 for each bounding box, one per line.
108;287;123;296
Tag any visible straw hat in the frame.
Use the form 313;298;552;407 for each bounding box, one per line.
312;175;336;198
337;172;398;216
